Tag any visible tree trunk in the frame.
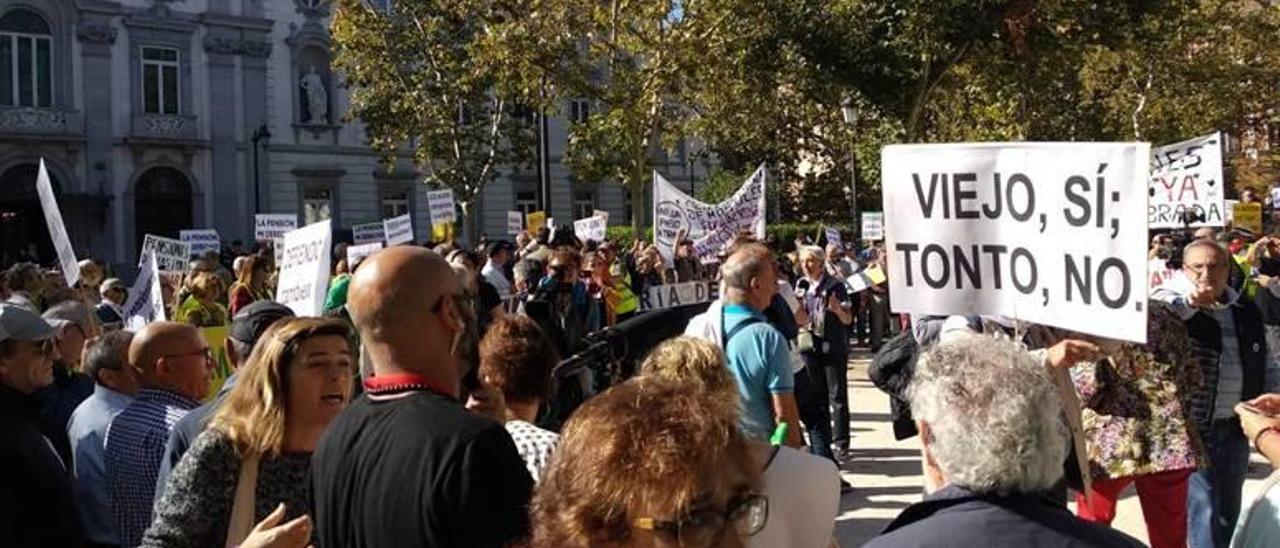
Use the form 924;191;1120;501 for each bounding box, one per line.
459;200;479;247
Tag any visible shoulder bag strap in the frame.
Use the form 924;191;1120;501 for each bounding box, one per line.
225;451;261;548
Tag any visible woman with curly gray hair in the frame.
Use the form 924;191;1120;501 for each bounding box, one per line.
863;335;1144;548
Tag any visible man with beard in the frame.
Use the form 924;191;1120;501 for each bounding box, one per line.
311;247;533;547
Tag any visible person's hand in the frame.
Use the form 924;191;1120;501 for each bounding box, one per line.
1188;283;1217;309
239;503;313;548
1236;401;1280;446
465;381;507;423
1244;393;1280;416
794;306;810;327
826;293;844;311
1044;339;1102;369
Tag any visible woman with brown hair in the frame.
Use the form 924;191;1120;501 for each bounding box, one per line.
529;376;768;547
228;255;273;316
176;271;228;328
142;317;354;548
478;315;559;482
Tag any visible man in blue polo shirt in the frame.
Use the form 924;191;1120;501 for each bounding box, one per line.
720;243;804;447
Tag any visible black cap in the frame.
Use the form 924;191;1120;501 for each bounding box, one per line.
229;301;295;346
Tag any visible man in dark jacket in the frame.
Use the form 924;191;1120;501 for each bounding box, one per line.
1153;239;1280;548
0;303;86;546
864;335;1143;548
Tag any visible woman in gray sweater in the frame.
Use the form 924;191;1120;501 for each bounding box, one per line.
143;318;354;548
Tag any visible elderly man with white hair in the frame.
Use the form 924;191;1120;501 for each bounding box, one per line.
864;335;1144;548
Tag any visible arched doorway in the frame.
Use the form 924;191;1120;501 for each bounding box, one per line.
134;167;192;251
0;163;57;266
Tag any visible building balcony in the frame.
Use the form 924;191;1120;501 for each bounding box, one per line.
131;113;199;141
0;106;85;139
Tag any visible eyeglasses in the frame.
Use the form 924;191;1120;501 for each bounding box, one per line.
1185;261;1227;275
633;493;768;547
22;339;56;357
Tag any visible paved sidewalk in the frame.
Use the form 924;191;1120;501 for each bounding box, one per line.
834;354;1274;547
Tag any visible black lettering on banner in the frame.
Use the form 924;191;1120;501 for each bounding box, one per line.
896;243;919;285
921;244;950;289
1064;255;1132;309
1063;175;1091;227
953;173;978;219
1010;247;1037;294
913;174;941;218
981;245;1007;289
1007;173;1035;222
982;173;1004;218
953;245;981;289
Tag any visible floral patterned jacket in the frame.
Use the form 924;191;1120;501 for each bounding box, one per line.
1070;302;1205;480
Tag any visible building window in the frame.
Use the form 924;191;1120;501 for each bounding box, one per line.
141;47;179;115
0;8;53;108
573;189;595;220
569;98;590;124
302;187;332;225
381;190;409;218
515;191;537;216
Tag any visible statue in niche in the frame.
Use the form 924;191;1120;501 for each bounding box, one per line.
299;65;329;124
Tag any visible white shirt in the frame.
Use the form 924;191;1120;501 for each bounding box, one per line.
750;446;840;548
481;260;513;297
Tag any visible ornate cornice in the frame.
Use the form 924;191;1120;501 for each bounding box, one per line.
202;36;274;58
76;23;118;45
294;0;331;19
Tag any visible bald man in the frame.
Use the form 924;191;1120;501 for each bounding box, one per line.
104;322;210;547
311;247;533;548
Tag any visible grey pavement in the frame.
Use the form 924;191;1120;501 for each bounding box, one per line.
833;353;1274;547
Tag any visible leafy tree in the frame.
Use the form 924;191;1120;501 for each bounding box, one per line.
331;0;535;241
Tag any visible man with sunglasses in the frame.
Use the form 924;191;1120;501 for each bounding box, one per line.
0;303;85;546
105;321;212;548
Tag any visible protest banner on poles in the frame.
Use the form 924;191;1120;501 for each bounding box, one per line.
881;142;1150;343
1233;202;1262;233
639;281;719;311
275;220;332;317
352;222;385;245
346;242;383;265
653;165;766;265
123;251;165;329
180;229;220;257
527;211;547;235
255;214;298;242
139;234;192;273
1148;132;1224;229
861;212;885;241
35;159;79;288
507;211;523;235
427;189;456;227
593;210;610;224
384;214;414;246
574;215;608;243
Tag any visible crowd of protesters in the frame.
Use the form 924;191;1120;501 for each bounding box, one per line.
2;217;1280;548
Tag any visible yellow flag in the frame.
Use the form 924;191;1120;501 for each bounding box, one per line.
527;211;547;234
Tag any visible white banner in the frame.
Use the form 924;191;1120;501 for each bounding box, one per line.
507;211;523;235
427;189;456;227
653;165;766;265
846;265;886;294
352;222;385;245
275;220;332;317
180;229;220;257
824;227;842;247
861;212;884;241
346;242;383;266
639;281;719;311
384;214;414;246
138;234;192;273
882;142;1150;343
35;159;79;288
573;215;607;243
255;214;298;242
1148;132;1224;229
123;251;165;329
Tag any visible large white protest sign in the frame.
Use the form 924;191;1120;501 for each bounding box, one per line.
346;242;383;265
352;222;385;245
35;159;79;288
640;281;719;311
427;189;456;227
255;214;298;242
507;211;523;235
861;212;884;241
275;220;332;317
574;216;607;243
180;229;220;257
1148;132;1224;229
139;234;192;273
123;251;165;329
882;142;1150;343
384;214;414;246
653;165;766;265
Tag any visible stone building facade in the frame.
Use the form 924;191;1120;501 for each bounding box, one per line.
0;0;704;273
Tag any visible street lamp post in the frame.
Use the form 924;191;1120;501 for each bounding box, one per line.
251;124;272;214
841;98;859;241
